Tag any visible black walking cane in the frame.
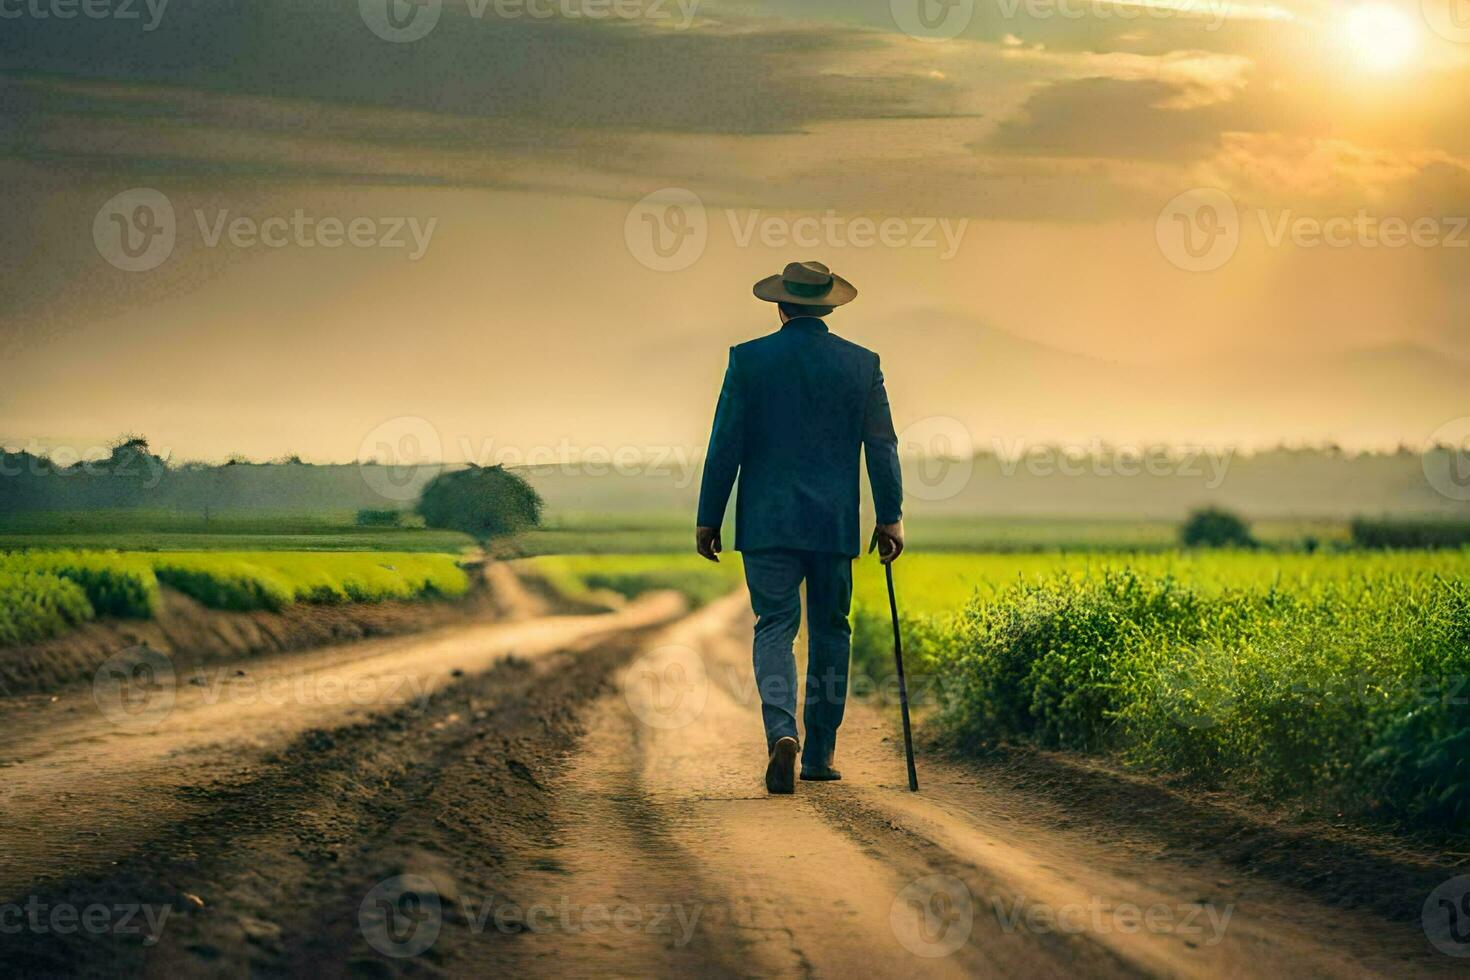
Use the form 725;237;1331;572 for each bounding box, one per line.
870;530;919;792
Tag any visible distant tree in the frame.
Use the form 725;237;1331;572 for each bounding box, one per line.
1180;507;1256;548
415;465;541;544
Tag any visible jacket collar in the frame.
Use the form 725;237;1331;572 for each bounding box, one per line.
781;316;828;333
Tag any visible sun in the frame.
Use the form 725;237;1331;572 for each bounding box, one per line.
1344;3;1420;73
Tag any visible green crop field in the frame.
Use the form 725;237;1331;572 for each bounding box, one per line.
507;512;1352;556
0;510;474;554
0;549;470;646
849;549;1470;618
522;553;745;608
846;549;1470;833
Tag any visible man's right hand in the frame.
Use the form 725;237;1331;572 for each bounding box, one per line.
696;526;722;562
873;520;904;564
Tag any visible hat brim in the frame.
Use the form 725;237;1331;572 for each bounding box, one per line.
752;273;858;307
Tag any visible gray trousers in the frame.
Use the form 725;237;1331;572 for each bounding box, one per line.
741;549;853;768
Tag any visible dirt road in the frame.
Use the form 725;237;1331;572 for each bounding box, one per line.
0;587;1459;977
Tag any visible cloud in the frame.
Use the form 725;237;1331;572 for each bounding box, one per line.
980;76;1233;160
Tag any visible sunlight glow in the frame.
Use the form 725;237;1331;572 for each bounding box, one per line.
1344;3;1420;73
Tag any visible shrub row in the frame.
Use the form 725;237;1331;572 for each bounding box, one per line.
894;570;1470;831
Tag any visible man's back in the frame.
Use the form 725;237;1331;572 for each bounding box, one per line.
696;315;902;558
695;260;904;794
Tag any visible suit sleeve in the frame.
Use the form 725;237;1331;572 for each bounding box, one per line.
863;357;904;525
696;348;744;529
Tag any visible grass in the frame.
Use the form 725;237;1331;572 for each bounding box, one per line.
0;568;95;647
850;549;1470;619
149;552;470;611
0;549;470;644
846;549;1470;833
506;513;1355;556
0;510;474;553
0;508;1356;557
521;553;745;608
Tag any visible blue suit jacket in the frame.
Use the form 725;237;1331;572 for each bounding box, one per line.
696;316;903;558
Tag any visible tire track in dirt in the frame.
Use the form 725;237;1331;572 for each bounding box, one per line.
5;586;1462;978
0;595;680;900
0;604;683;977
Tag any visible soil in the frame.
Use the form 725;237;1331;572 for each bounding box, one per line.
0;587;1464;978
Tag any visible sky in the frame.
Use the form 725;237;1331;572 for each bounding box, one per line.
2;0;1468;463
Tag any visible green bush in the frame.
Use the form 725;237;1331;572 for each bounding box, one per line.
1179;507;1255;548
417;465;541;543
149;552;466;611
929;570;1470;831
152;562;291;611
355;508;404;527
0;550;157;618
0;569;94;646
1350;518;1470;550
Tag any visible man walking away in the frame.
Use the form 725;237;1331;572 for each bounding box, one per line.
695;261;904;795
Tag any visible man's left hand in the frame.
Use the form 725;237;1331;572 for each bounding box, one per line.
696;526;722;562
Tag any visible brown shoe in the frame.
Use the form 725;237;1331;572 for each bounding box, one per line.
800;765;842;781
765;736;798;794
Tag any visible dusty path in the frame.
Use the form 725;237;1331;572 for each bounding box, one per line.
0;593;680;900
0;587;1459;977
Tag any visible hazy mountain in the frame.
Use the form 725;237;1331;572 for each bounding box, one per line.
863;309;1468;451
